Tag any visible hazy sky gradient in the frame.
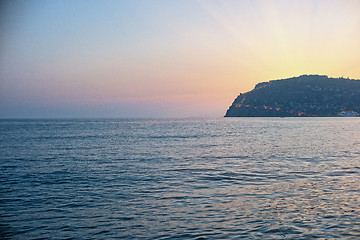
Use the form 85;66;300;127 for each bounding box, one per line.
1;0;360;118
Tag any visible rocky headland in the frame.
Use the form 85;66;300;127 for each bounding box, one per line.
225;75;360;117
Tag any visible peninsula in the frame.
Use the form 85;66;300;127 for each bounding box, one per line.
225;75;360;117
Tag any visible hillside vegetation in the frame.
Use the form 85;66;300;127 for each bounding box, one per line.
225;75;360;117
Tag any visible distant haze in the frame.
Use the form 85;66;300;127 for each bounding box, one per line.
1;0;360;118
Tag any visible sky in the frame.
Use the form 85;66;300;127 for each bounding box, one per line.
1;0;360;118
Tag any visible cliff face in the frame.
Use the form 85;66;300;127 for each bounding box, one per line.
225;75;360;117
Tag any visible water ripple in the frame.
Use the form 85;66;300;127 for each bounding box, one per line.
1;118;359;239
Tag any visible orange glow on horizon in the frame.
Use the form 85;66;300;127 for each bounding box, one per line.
1;0;359;117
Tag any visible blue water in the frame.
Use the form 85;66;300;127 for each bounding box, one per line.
1;118;359;239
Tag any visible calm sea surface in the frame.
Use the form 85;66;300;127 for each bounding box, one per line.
1;118;359;239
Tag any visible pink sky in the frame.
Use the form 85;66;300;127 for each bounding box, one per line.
1;0;360;118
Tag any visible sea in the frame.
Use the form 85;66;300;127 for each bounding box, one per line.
0;118;359;239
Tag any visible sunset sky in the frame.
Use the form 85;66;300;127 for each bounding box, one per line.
1;0;360;118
